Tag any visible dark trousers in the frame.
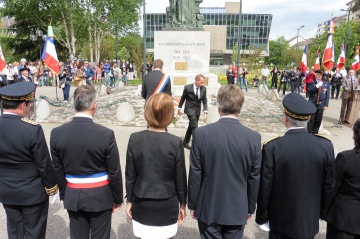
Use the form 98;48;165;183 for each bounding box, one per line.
308;108;324;134
3;199;49;239
184;113;200;143
278;82;287;95
271;78;278;89
62;85;70;101
290;80;297;93
269;230;314;239
327;223;360;239
68;209;112;239
198;220;244;239
331;85;341;99
340;96;354;122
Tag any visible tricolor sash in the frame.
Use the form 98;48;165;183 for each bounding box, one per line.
66;172;109;189
153;74;170;95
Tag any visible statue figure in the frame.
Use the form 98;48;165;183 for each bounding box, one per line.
164;0;204;31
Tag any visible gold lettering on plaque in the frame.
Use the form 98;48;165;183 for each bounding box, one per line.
204;77;209;86
174;77;187;85
175;62;188;70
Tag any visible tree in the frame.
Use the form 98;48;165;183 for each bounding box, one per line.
264;36;289;65
118;47;130;61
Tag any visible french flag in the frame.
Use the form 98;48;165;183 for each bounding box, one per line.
300;45;308;73
336;44;346;69
314;49;320;71
42;36;60;74
322;19;334;71
0;45;6;72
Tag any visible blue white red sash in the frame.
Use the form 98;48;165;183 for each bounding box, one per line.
153;74;170;94
66;172;109;188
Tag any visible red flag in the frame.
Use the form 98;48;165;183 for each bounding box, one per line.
300;45;308;73
314;49;320;71
0;45;6;72
322;19;334;71
336;44;346;69
351;46;360;71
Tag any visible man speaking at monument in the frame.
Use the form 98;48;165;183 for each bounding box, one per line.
339;69;358;124
141;59;171;101
256;93;335;239
188;85;261;238
178;74;208;149
50;85;123;238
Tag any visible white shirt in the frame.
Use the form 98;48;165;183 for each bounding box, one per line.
193;83;200;100
74;113;93;119
261;68;270;77
340;69;347;77
287;127;305;132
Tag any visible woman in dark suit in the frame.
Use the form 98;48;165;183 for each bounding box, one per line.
226;65;234;84
125;93;187;239
326;118;360;239
270;66;281;89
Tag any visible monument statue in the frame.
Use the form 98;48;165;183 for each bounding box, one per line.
164;0;204;31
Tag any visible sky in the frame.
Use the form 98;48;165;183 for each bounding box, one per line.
139;0;347;41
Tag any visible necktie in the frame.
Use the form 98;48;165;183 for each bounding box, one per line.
196;88;199;100
351;78;353;90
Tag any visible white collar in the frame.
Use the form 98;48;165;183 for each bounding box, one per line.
287;127;305;132
74;113;93;119
220;116;238;119
3;112;20;116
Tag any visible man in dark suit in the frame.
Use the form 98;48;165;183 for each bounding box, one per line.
83;61;95;86
0;82;58;239
339;69;358;124
15;67;32;83
256;93;335;239
307;69;330;134
178;74;208;149
50;85;123;239
188;85;261;239
141;59;171;101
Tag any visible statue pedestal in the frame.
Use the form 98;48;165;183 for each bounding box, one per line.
139;31;220;96
349;90;360;126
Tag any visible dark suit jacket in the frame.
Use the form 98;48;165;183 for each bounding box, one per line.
0;114;57;205
308;80;330;109
126;130;187;204
50;117;123;212
256;128;335;238
188;117;261;226
326;149;360;235
141;70;171;100
14;76;32;83
178;84;208;116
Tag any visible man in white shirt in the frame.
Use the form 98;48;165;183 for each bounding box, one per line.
261;64;270;86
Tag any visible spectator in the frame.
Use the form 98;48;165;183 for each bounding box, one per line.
278;69;289;96
43;67;50;87
36;61;44;86
109;63;115;88
128;60;135;81
29;62;38;86
226;65;234;84
112;63;121;86
17;59;27;79
5;64;14;85
125;93;187;239
83;61;95;86
233;63;238;85
339;69;358;125
270;66;281;89
252;75;260;87
73;62;86;87
261;64;270;86
95;64;102;83
326;118;360;238
239;63;249;92
304;67;315;97
59;69;71;102
103;59;111;85
120;59;127;85
13;62;19;79
146;61;153;74
289;66;299;93
340;66;347;77
330;68;342;100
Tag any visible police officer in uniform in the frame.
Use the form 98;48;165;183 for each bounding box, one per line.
256;93;335;239
307;69;330;134
15;67;32;83
0;82;58;239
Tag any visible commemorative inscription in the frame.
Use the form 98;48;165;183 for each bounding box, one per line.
174;77;188;85
175;62;188;70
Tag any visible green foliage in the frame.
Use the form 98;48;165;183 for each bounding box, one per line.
265;36;290;65
118;47;130;61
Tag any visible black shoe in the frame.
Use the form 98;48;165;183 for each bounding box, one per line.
335;97;338;100
183;142;191;149
344;120;350;124
338;121;343;125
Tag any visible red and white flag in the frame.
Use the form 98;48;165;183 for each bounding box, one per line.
336;44;346;69
351;46;360;71
0;45;7;72
314;49;320;71
41;36;60;74
300;45;308;73
322;19;334;71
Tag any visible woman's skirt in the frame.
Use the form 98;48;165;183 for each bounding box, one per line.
132;196;179;239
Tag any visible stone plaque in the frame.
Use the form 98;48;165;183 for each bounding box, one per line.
175;62;188;71
174;77;187;85
204;77;209;86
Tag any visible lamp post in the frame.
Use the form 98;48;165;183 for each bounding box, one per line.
236;0;243;85
296;25;304;48
115;20;119;64
341;8;351;53
30;30;47;60
143;0;147;77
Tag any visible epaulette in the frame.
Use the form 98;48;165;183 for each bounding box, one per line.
314;134;331;142
21;118;38;126
262;136;280;145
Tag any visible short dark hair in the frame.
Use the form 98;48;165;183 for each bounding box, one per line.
1;100;24;109
144;93;174;128
353;118;360;152
74;85;98;112
153;59;163;69
217;85;244;115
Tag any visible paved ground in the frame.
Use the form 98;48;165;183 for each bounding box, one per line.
0;86;354;239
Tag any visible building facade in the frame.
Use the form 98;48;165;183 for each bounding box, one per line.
144;2;272;65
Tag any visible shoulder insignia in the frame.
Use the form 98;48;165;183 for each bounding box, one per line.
314;134;331;142
263;136;280;145
21;118;38;126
